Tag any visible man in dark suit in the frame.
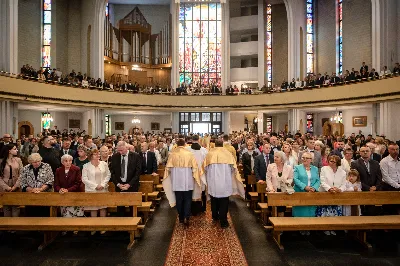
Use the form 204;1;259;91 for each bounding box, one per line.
139;142;157;175
51;126;61;136
110;141;141;216
351;146;383;215
59;138;76;160
269;136;281;155
0;133;13;156
254;143;274;182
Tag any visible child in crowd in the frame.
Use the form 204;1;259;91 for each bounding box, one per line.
342;169;362;216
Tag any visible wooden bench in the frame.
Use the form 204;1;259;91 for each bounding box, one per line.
140;175;161;204
139;181;155;223
266;191;400;250
0;192;142;250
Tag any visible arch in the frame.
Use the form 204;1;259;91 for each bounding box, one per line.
87;25;91;76
18;121;34;139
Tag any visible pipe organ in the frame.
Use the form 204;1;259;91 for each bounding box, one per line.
104;7;171;67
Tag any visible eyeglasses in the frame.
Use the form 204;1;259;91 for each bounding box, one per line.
302;157;312;160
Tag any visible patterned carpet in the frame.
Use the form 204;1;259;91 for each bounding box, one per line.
164;204;248;266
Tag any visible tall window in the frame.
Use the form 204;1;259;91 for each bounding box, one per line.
337;0;343;74
105;2;109;17
306;0;314;74
42;0;52;68
265;4;272;88
105;115;111;136
179;2;222;86
306;113;314;133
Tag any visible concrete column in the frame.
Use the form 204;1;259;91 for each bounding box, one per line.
371;0;381;71
378;102;391;139
257;111;264;134
284;0;306;81
288;108;305;134
0;0;18;74
93;108;105;138
258;0;265;87
221;1;230;92
171;112;179;133
92;0;107;80
223;111;230;134
170;0;180;89
0;101;18;139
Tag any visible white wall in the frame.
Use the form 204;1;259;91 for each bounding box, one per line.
112;4;170;34
110;114;172;134
230;112;257;132
230;67;258;82
312;107;374;136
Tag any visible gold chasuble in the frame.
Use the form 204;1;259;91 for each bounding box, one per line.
202;147;245;199
163;146;202;207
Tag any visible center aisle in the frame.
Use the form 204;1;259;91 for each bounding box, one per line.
164;201;248;266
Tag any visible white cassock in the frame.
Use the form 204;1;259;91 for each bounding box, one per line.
206;164;234;198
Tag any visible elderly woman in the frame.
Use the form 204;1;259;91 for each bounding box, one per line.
266;151;294;217
282;142;297;168
20;153;54;217
55;154;84;218
315;140;328;166
82;149;111;235
0;144;23;217
74;145;90;171
99;145;111;168
293;151;320;235
316;155;347;235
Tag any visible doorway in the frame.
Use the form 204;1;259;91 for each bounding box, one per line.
18;121;34;139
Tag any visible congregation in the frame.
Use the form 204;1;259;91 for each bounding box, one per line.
1;126;399;233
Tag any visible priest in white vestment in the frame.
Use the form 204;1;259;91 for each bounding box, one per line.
203;140;245;228
163;138;201;227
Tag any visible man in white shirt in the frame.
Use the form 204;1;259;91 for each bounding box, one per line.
380;143;400;214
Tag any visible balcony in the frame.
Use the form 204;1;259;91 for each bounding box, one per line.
230;15;258;33
0;75;399;110
230;67;258;82
230;41;258;57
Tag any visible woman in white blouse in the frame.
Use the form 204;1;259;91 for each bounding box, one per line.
266;151;294;217
82;149;111;234
316;154;347;236
282;142;298;168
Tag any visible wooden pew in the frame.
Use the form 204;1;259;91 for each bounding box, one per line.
140;175;161;204
266;191;400;250
247;174;258;210
138;181;155;223
0;192;142;250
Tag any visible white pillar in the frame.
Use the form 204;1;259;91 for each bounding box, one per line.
221;0;230;92
172;112;179;133
170;0;180;89
284;0;306;80
92;0;107;80
0;101;18;139
93;108;105;138
223;111;230;134
378;102;392;139
257;111;264;134
258;0;265;87
371;0;381;71
288;108;305;134
0;0;18;74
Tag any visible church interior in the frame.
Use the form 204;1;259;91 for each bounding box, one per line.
0;0;400;265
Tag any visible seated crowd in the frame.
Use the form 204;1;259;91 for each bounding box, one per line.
1;126;399;227
2;61;398;96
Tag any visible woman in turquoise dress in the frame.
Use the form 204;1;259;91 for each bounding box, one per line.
293;151;320;235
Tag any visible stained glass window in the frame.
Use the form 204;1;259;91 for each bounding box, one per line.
179;3;222;86
265;4;272;88
266;117;272;134
306;113;314;133
105;2;109;17
42;0;52;68
41;112;53;130
306;0;314;74
337;0;343;74
105;115;111;135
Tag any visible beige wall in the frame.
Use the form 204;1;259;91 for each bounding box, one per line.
18;0;41;69
316;0;336;74
342;0;372;72
271;4;288;84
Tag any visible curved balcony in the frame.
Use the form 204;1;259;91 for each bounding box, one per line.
0;75;399;111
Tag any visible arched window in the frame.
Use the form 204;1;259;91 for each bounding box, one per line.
42;0;52;68
265;4;272;88
306;0;314;74
179;2;222;87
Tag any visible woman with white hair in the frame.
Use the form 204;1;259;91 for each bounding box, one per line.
266;151;294;217
55;154;84;218
20;153;54;217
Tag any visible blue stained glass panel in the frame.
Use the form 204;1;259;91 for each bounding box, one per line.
179;21;185;38
44;0;51;10
44;11;51;24
209;3;217;20
185;6;192;20
307;4;312;13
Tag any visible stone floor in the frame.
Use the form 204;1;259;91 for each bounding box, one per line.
0;197;399;266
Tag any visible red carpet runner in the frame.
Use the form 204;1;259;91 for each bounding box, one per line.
164;205;248;266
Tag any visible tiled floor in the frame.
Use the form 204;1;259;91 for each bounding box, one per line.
0;197;399;266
